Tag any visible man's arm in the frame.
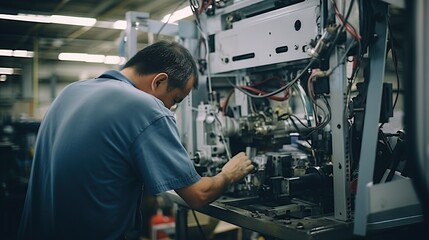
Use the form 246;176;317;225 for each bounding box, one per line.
175;152;254;209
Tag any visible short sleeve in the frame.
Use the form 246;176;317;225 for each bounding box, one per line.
131;116;201;195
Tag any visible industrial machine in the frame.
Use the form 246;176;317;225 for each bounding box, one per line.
170;0;425;239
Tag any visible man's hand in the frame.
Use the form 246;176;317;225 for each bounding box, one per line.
175;152;254;209
220;152;254;184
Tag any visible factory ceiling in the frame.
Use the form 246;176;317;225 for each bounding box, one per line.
0;0;405;83
0;0;191;75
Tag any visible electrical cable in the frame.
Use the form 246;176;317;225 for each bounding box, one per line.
379;18;400;129
302;95;331;138
231;29;354;102
239;85;290;101
291;82;315;126
330;38;359;73
191;0;234;171
289;114;312;129
388;18;400;112
331;0;361;41
222;89;234;114
325;0;360;60
155;0;187;41
306;36;356;129
379;128;393;153
343;0;355;27
198;0;213;15
190;0;215;103
240;76;291;101
385;138;405;182
279;113;314;147
227;59;316;99
191;209;207;240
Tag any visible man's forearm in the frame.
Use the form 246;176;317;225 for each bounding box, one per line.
175;172;233;209
175;152;253;209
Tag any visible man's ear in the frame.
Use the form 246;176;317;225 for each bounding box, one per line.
150;73;169;91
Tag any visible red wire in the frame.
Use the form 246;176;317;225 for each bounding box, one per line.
240;85;290;101
240;75;290;101
222;89;234;114
198;0;212;15
250;76;284;87
332;0;361;41
198;0;204;15
205;0;212;9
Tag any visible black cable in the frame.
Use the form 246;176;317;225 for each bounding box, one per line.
386;138;405;182
227;59;316;99
288;115;302;132
344;0;355;27
189;0;202;26
277;112;289;119
302;95;331;138
379;19;400;130
378;128;393;153
278;113;303;130
359;0;372;56
322;95;332;125
155;0;187;41
325;0;358;60
285;115;314;147
388;18;400;112
289;114;311;129
192;209;207;240
285;93;331;138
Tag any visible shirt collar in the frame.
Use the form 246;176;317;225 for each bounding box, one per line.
97;70;137;88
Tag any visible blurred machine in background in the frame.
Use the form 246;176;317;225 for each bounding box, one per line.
1;0;426;239
0;118;39;239
169;0;426;239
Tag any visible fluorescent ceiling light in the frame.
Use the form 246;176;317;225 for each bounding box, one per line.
50;15;96;26
0;49;13;57
85;54;105;63
58;53;126;65
0;67;19;75
0;13;96;27
0;49;33;58
113;20;127;30
0;13;50;23
58;53;103;63
13;50;34;58
104;56;126;65
161;6;193;23
0;68;14;75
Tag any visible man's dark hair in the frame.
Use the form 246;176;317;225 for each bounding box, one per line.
122;40;198;90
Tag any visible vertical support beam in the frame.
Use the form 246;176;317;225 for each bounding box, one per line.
32;39;39;117
176;21;199;156
21;60;33;99
50;75;57;100
328;0;351;221
147;32;155;45
353;1;388;236
125;12;150;59
175;205;189;240
329;43;351;221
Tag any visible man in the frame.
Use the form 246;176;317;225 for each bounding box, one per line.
18;40;253;239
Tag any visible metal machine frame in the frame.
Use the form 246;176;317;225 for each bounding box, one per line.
353;0;423;235
155;0;425;239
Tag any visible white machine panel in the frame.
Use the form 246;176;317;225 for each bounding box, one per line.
209;1;319;74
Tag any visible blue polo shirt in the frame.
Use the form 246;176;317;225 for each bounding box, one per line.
18;70;200;240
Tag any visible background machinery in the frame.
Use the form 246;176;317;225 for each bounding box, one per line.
170;0;426;239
